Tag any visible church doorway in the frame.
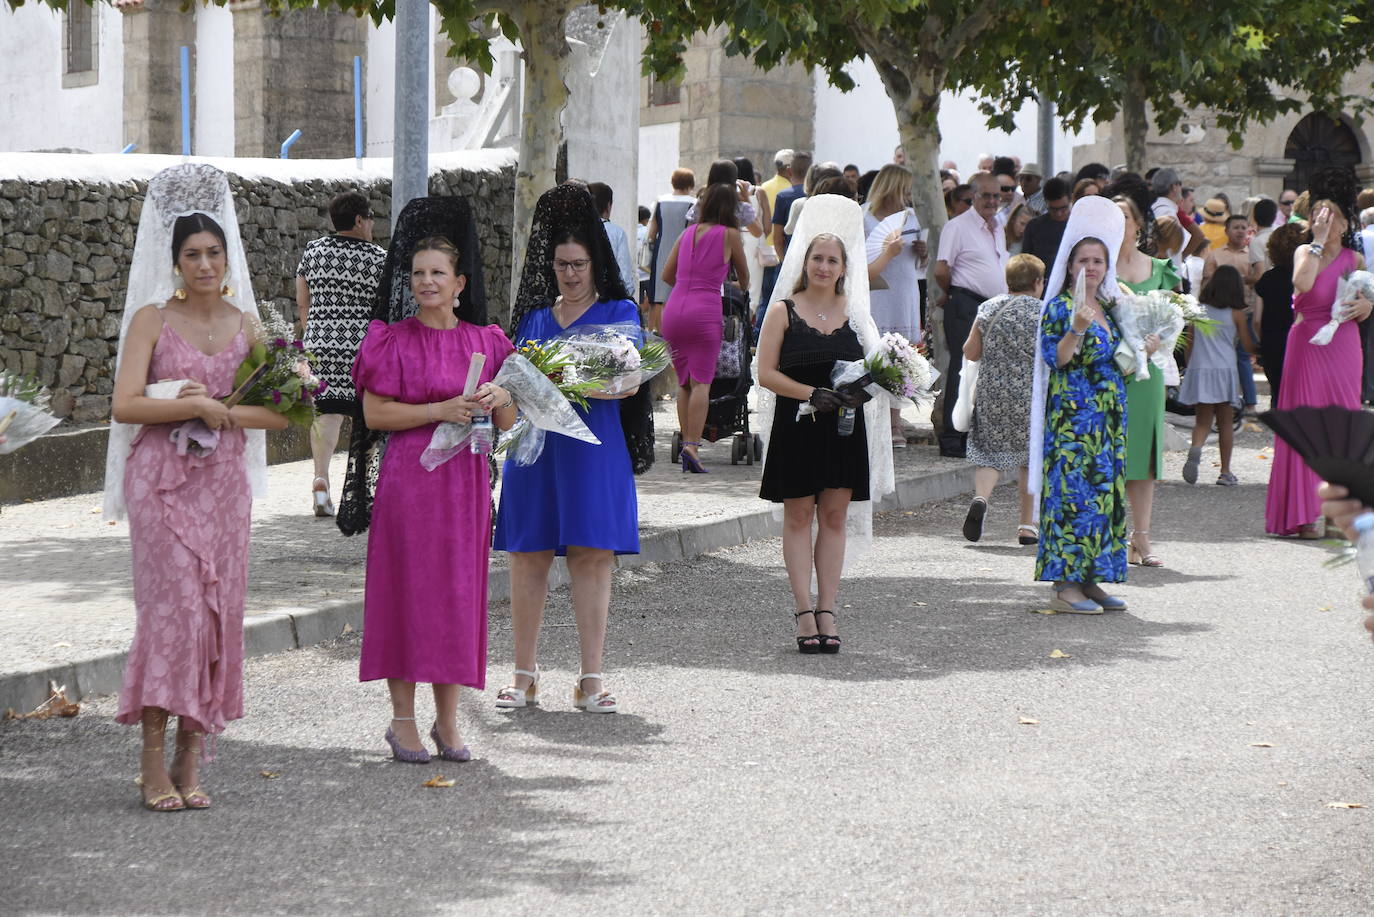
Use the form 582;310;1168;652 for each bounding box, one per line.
1283;112;1362;192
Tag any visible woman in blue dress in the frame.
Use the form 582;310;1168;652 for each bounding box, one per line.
1028;196;1129;614
492;183;653;714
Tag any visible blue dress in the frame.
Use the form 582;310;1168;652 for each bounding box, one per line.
1034;293;1128;585
492;299;641;555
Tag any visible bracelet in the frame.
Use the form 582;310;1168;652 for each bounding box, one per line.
1310;242;1325;256
498;396;514;410
1068;326;1087;336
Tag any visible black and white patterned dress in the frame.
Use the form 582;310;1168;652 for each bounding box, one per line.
296;234;386;414
967;293;1041;471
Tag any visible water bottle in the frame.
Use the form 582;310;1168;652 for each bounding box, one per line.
836;406;855;437
469;413;494;454
1353;512;1374;592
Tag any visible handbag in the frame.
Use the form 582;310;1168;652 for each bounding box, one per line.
758;241;780;267
952;359;979;432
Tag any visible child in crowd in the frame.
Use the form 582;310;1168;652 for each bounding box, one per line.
1179;265;1255;486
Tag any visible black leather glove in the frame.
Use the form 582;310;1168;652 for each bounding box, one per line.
836;379;874;408
807;387;845;413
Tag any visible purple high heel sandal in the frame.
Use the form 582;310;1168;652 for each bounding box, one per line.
430;723;472;762
384;717;431;763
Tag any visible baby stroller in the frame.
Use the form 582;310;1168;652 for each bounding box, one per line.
670;282;764;465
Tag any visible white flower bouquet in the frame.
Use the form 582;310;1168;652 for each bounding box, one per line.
798;332;939;420
1113;288;1217;377
1311;270;1374;346
0;370;61;454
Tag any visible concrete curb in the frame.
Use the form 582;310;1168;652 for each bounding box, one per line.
1;464;979;714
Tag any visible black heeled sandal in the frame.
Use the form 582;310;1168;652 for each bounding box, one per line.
815;610;841;654
794;610;820;654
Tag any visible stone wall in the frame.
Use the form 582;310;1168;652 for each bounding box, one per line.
0;157;515;424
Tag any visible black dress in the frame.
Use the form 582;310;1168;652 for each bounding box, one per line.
1255;266;1294;408
760;300;871;502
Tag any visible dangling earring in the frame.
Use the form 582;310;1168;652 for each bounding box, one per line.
173;266;187;300
221;281;234;298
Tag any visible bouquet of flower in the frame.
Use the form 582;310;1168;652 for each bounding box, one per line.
1112;287;1218;377
552;323;671;397
1311;270;1374;346
797;332;938;421
421;344;602;471
0;369;61;455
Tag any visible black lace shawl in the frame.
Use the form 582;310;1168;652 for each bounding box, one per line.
336;196;487;536
510;183;655;475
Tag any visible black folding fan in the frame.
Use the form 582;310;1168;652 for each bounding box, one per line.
1259;407;1374;508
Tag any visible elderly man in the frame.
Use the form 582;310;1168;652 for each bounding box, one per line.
760;149;794;212
1150;168;1208;261
933;172;1009;457
1278;189;1298;225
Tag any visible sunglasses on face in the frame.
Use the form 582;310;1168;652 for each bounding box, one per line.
999;185;1016;192
1280;198;1296;206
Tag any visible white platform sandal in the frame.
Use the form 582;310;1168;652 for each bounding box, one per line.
572;674;618;714
494;667;540;708
312;477;335;517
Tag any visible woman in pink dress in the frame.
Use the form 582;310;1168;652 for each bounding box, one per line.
659;183;750;472
111;201;287;811
1265;199;1373;536
351;213;516;763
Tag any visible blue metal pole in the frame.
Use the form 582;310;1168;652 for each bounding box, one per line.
280;129;303;159
121;143;136;154
353;56;363;159
179;46;191;156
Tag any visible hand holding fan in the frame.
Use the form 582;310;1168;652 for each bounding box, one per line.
1259;406;1374;508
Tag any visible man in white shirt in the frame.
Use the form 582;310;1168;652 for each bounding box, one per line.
588;181;634;292
1248;198;1278;275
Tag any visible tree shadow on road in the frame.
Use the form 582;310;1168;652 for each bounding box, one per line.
0;713;627;915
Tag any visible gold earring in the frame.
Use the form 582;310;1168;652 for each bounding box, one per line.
172;266;188;300
221;282;234;297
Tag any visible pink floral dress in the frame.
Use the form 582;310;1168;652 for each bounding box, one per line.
116;319;252;733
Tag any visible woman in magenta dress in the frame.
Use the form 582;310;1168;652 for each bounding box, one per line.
349;207;516;763
109;164;288;812
659;182;749;472
1265;198;1373;536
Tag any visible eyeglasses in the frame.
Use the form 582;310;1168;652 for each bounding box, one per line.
1280;198;1297;206
552;259;592;273
976;191;1001;200
999;185;1016;192
1047;202;1071;214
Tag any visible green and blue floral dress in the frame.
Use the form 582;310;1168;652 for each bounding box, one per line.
1035;293;1128;584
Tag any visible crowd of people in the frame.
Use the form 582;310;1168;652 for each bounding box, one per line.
102;146;1374;812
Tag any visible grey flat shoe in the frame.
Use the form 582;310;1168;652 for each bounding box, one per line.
1182;447;1201;485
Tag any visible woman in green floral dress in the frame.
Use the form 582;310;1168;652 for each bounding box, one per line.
1035;231;1129;613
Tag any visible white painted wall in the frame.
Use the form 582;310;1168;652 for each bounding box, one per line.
365;19;396;156
0;4;124;153
194;5;235;157
811;58;1087;179
637;122;680;212
563;12;639;241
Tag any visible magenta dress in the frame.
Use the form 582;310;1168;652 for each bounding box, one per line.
1265;248;1361;534
353;318;513;687
117;322;251;734
661;224;729;383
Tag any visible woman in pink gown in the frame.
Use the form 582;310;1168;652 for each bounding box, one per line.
354;230;516;763
112;211;287;811
1265;199;1372;535
660;182;750;472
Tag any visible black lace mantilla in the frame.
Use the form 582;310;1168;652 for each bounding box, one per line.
511;183;654;476
335;196;488;536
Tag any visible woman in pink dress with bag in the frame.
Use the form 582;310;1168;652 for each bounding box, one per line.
107;164;287;812
659;183;750;472
340;198;517;763
1265;198;1373;536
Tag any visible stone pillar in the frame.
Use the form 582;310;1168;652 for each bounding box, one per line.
231;1;368;159
121;0;197;155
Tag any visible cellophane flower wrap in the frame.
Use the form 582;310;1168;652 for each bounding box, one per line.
551;322;671;396
0;370;61;455
228;304;326;426
1311;270;1374;346
797;332;938;420
420;345;601;471
1112;288;1217;377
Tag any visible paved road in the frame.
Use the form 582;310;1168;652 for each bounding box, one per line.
3;432;1372;915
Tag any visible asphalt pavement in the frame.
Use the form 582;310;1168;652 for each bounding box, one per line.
2;427;1372;915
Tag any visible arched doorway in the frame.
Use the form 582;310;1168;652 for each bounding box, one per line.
1284;113;1362;192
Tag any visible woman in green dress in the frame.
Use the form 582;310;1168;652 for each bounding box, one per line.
1112;195;1179;568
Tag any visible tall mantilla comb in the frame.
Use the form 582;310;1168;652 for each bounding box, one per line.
1259;406;1374;508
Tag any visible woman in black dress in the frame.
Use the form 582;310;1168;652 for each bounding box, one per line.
1253;222;1310;409
756;194;893;654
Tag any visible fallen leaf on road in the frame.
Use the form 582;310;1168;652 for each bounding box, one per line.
1049;649;1071;659
1030;608;1059;615
1248;742;1274;748
53;642;71;648
423;775;456;788
1018;717;1039;725
259;770;281;779
1258;453;1269;461
1317;606;1332;612
341;623;355;634
1324;801;1365;809
3;681;80;720
1278;781;1289;787
911;601;928;607
1244;422;1263;432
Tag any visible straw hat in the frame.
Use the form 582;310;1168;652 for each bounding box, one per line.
1200;198;1229;224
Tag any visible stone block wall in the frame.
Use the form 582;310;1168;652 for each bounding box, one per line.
0;162;515;424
